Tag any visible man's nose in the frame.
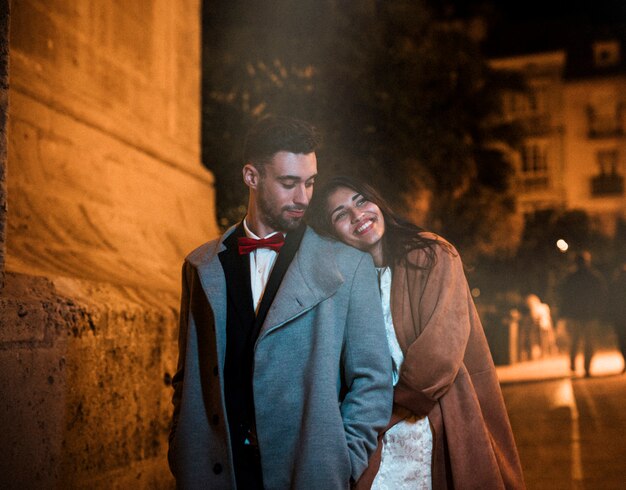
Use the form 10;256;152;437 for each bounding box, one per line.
294;184;309;206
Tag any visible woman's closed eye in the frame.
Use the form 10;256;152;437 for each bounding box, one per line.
332;210;348;223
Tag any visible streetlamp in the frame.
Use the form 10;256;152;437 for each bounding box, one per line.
556;239;569;253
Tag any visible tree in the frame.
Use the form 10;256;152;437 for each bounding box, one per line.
201;0;523;259
504;208;613;303
202;0;330;228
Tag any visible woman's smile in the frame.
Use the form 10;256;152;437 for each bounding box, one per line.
354;216;377;235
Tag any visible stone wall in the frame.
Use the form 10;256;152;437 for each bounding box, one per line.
0;1;217;488
0;0;8;286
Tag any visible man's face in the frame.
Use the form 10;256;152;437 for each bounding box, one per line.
247;151;317;234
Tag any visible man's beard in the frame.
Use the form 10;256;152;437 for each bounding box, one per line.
259;198;305;233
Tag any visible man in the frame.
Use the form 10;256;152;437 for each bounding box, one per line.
558;250;607;377
168;116;392;489
606;262;626;373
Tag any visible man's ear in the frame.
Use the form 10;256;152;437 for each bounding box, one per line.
243;163;260;190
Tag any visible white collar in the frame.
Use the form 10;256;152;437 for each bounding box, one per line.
243;218;284;240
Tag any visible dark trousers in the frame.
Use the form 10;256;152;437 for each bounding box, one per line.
233;442;264;490
614;321;626;366
569;318;597;375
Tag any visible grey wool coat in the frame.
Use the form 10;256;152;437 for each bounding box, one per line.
168;226;393;490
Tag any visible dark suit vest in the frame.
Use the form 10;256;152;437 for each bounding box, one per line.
218;222;306;452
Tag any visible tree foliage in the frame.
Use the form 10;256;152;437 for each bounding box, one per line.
201;0;523;257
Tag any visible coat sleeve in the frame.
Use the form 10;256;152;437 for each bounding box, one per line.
341;254;394;482
393;245;472;417
167;260;191;474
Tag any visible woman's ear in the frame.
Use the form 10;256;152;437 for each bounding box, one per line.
243;163;260;189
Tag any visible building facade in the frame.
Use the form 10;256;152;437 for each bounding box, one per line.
491;37;626;236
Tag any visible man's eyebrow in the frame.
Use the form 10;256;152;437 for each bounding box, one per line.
351;193;362;201
276;173;318;182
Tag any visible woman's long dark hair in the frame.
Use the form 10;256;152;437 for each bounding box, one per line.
308;175;444;268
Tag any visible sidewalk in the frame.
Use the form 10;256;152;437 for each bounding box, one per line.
499;350;626;489
496;350;625;384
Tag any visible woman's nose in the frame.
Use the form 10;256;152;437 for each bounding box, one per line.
350;210;363;223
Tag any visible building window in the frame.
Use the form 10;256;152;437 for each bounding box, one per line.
593;40;621;68
528;85;547;114
587;102;623;137
521;144;547;173
504;86;546;118
519;143;549;191
591;149;624;196
598;149;619;175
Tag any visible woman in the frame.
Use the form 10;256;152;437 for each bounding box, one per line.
308;176;525;490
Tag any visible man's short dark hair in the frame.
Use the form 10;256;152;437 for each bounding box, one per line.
243;115;320;169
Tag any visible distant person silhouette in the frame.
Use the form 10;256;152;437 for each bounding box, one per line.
524;294;557;359
558;251;607;377
606;262;626;373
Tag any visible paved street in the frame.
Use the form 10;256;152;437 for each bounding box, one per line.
498;352;626;489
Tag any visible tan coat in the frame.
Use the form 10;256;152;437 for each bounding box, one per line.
357;235;525;490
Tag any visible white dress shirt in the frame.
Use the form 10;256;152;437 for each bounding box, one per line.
243;219;283;313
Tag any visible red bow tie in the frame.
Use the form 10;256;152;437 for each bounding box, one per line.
238;234;285;254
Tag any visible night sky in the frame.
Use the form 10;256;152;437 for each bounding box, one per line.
439;0;626;56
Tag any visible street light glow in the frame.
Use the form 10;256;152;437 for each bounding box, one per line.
556;239;569;252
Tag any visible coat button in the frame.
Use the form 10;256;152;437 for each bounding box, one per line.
213;463;223;474
212;414;219;425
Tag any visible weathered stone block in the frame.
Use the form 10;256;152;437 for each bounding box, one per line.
2;1;212;487
0;273;64;342
7;91;217;291
0;0;8;285
0;272;178;489
0;299;47;342
9;0;202;177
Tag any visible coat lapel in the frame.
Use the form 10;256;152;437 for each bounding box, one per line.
192;226;238;370
252;222;306;339
258;228;345;338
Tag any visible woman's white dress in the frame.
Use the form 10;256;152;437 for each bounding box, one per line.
371;267;433;490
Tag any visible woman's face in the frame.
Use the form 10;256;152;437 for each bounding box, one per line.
326;186;385;263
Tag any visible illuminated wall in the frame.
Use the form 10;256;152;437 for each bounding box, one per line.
0;1;217;488
0;1;7;287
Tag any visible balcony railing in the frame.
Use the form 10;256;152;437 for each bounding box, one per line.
520;175;550;192
587;110;624;138
521;114;553;135
588;125;624;138
591;173;624;196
